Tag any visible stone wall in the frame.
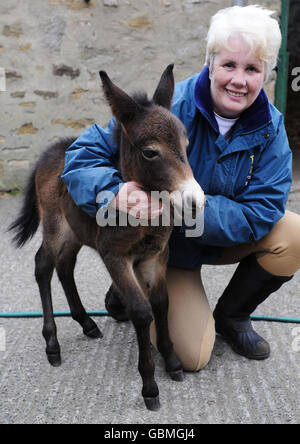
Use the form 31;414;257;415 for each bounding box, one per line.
0;0;281;190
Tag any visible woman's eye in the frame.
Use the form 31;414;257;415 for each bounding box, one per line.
142;149;159;160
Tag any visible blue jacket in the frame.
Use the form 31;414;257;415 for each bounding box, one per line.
61;66;292;268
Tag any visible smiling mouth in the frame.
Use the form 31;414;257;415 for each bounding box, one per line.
226;89;247;97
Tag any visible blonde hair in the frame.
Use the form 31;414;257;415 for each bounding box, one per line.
205;5;282;79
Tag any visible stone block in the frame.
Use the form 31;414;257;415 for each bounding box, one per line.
17;123;38;135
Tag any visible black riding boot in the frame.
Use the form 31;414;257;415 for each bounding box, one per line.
213;254;293;360
105;284;129;322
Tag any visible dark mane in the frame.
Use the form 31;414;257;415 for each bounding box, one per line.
131;91;152;108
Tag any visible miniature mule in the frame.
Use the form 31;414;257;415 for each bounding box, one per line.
10;65;205;410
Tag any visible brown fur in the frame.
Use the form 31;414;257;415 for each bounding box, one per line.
10;65;196;411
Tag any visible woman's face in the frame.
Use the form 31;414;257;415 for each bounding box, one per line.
210;37;265;118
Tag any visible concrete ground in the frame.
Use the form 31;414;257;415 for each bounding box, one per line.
0;178;299;424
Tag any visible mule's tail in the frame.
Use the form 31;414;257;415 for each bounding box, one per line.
8;166;40;248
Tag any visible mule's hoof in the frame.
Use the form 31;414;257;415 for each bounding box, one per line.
47;353;61;367
84;326;103;339
168;369;185;382
144;395;160;411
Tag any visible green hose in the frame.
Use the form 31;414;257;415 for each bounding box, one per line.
0;310;299;323
250;314;300;323
0;310;108;318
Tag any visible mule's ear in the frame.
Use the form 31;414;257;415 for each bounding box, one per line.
99;71;141;126
152;64;175;110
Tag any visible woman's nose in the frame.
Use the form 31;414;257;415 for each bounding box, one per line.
230;70;247;88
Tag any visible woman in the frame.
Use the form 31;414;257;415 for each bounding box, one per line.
62;5;300;371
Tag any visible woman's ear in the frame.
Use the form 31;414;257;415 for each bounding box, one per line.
207;53;216;80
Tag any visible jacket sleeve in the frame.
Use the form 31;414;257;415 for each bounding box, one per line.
61;120;124;218
196;116;292;246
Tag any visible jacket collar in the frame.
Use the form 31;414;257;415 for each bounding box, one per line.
194;66;272;134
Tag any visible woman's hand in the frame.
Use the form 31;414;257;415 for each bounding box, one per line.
111;181;163;220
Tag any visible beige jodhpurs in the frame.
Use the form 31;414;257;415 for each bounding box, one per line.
150;211;300;372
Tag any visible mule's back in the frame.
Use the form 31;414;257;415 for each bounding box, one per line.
35;137;76;206
35;137;102;249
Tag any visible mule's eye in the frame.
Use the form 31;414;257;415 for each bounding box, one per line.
142;148;159;160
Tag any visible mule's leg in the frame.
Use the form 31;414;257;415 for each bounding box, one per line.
135;255;184;381
35;243;61;366
149;277;184;381
104;283;129;322
100;253;160;410
55;244;102;339
134;309;160;411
